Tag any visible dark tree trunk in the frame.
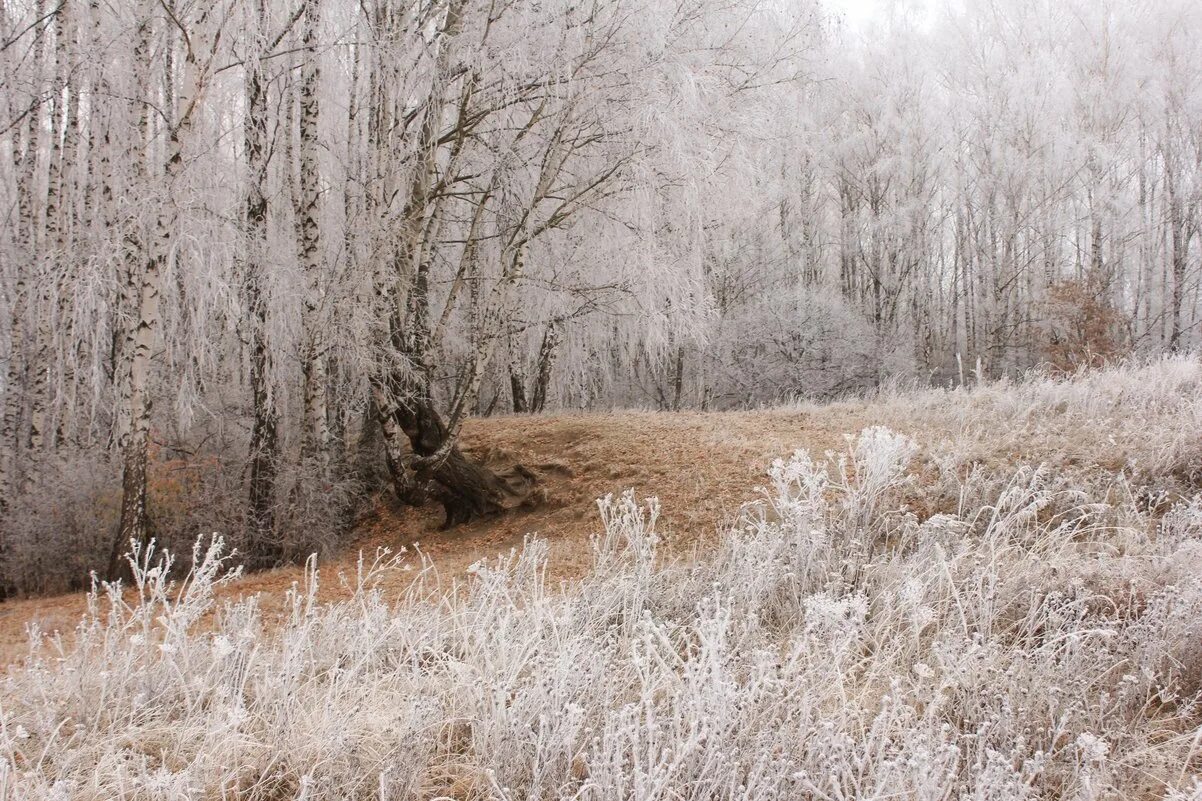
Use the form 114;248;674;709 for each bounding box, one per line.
1168;203;1186;351
390;397;532;528
356;394;382;474
247;340;280;566
671;345;685;411
243;14;280;569
366;376;428;507
327;356;347;467
108;427;150;580
530;320;560;413
509;364;529;413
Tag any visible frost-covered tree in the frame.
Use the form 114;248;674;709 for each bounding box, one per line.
2;0;1201;587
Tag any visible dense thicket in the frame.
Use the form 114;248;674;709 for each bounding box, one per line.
1;0;1200;590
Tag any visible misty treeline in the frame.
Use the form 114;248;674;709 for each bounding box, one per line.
1;0;1200;592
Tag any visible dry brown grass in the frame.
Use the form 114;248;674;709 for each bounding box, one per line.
0;407;867;667
4;361;1202;799
3;359;1196;669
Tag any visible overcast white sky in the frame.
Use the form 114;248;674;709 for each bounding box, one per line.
823;0;881;28
822;0;943;32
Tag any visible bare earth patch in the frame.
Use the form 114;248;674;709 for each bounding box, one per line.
3;362;1201;798
0;407;864;666
4;360;1199;670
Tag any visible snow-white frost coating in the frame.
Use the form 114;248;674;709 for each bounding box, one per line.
2;416;1201;799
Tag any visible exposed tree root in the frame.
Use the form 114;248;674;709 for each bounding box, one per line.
382;400;540;528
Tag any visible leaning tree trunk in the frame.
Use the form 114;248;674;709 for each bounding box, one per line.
361;0;531;527
393;398;530;529
368;375;428;506
396;238;540;525
378;313;531;527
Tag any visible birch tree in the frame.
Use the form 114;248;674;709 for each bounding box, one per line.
111;0;234;574
1;0;1201;589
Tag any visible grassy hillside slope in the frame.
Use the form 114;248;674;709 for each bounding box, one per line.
1;358;1200;799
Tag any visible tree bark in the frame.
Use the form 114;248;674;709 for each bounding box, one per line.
530;319;560;413
244;0;280;567
671;345;685;412
1166;157;1187;351
112;0;221;579
26;0;61;457
394;398;530;528
108;13;152;453
296;0;329;462
509;344;529;413
368;376;425;505
0;8;45;502
53;2;83;448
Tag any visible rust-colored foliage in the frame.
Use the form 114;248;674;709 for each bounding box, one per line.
1040;279;1130;374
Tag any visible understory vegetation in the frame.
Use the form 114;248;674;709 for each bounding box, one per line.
2;361;1201;799
0;444;365;597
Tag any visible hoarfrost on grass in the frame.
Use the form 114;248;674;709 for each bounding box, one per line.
2;410;1202;799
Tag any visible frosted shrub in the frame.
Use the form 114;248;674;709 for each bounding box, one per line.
0;449;121;595
0;444;364;596
707;287;915;407
2;426;1202;799
834;426;918;535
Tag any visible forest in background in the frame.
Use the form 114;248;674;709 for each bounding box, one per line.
1;0;1200;593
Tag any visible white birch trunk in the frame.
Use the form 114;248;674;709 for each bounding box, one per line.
27;0;62;456
296;0;329;461
114;0;224;574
